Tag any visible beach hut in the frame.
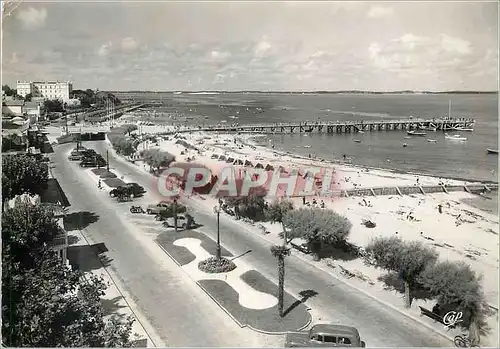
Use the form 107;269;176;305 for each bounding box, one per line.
244;160;253;166
211;154;219;159
254;163;264;169
226;157;235;163
265;164;275;171
218;155;226;161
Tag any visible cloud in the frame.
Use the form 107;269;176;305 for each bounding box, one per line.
440;34;471;55
121;37;138;52
367;6;394;18
98;42;112;57
211;50;231;61
16;7;47;29
254;37;272;58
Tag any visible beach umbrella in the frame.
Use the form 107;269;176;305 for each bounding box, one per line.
244;160;253;166
218;155;226;161
226;157;235;163
255;163;264;169
265;164;274;171
211;154;219;159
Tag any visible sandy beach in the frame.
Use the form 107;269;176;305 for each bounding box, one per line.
132;125;498;291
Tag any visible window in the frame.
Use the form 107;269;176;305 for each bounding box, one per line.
317;335;324;342
324;336;337;343
338;337;351;345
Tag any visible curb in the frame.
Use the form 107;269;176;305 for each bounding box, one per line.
154;240;312;336
77;228;160;348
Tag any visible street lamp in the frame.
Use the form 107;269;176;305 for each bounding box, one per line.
213;198;222;260
173;199;178;232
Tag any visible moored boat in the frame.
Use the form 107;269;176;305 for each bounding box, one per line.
452;127;474;132
445;133;467;141
407;130;427;136
427;139;438;143
487;148;498;154
353;139;362;143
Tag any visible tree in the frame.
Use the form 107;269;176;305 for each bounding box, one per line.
224;188;268;221
283;208;352;261
266;199;294;239
266;199;294;317
24;93;33;102
2;199;135;347
270;245;291;317
418;261;487;345
110;135;135;156
364;236;439;308
123;124;138;136
43;99;65;113
140;149;175;173
2;84;17;97
2;154;49;201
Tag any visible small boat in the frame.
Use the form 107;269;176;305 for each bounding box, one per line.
453;127;474;132
445;133;467;141
427;139;438;143
304;145;311;148
421;127;437;131
353;139;362;143
402;143;408;147
407;130;427;136
487;149;499;154
358;131;365;134
404;136;411;139
228;115;238;119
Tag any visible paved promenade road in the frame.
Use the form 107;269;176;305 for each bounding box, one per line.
50;144;283;347
57;141;451;347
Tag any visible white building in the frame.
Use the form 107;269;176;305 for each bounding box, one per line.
16;80;73;101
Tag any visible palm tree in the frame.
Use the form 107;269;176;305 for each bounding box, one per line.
270;244;291;317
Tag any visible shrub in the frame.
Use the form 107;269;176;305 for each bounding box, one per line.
198;257;236;273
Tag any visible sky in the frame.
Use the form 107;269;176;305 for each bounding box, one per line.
2;1;499;91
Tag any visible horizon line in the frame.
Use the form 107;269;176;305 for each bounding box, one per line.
106;90;499;94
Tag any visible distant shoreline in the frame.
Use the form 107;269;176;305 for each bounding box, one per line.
112;90;498;95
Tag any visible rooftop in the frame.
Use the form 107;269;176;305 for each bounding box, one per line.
3;100;25;106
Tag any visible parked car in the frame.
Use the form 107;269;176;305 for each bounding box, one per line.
68;154;83;161
79;158;106;168
109;186;132;198
146;201;172;215
125;182;146;196
162;213;195;230
285;324;365;348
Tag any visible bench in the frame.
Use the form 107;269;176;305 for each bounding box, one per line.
419;306;456;328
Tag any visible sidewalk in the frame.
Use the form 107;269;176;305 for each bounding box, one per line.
67;228;154;347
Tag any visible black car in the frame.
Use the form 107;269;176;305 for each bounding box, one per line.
79;158;107;168
126;182;146;196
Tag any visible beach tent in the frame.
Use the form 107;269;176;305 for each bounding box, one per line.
226;157;235;163
303;170;315;179
278;165;288;173
211;154;219;159
265;164;275;171
254;163;264;169
218;155;226;161
233;159;244;165
244;160;253;166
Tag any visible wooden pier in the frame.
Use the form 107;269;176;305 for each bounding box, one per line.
169;117;475;135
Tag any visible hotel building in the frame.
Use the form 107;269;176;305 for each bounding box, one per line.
16;80;73;101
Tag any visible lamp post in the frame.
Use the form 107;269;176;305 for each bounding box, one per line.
213;199;222;260
173;199;178;232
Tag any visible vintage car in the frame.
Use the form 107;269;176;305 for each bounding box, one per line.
285;324;365;348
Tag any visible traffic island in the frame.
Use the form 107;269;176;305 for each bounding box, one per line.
156;230;233;266
155;231;312;334
198;271;311;333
